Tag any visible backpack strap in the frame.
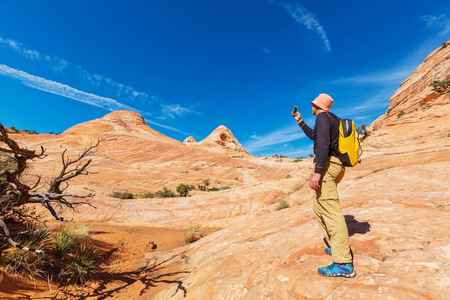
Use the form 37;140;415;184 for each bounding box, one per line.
326;112;332;125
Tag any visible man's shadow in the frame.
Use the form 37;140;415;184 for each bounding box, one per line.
345;215;371;237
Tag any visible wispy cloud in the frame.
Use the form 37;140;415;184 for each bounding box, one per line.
0;64;191;136
330;69;413;86
0;37;68;71
0;36;196;118
332;89;393;119
160;104;197;119
421;14;450;35
243;123;308;153
274;1;331;51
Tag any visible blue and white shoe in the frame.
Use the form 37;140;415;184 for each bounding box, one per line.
325;247;332;255
318;262;356;278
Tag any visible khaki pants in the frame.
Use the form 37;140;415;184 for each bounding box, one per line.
313;156;352;264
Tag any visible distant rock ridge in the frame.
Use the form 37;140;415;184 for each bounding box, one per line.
62;110;182;145
370;39;450;131
186;125;249;155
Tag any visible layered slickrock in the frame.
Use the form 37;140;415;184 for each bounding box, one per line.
2;43;450;299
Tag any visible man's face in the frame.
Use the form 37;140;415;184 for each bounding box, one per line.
312;104;318;116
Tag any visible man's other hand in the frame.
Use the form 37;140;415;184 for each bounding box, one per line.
292;111;302;122
309;173;321;190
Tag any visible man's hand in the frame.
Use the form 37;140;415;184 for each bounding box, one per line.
292;111;302;123
309;173;321;190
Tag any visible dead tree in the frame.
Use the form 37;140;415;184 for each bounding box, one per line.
0;123;100;253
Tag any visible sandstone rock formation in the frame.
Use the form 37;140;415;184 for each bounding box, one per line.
370;40;450;131
186;125;249;156
2;44;450;299
183;136;197;144
137;41;450;300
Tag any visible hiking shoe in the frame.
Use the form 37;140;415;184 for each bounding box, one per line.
325;247;332;255
317;262;356;278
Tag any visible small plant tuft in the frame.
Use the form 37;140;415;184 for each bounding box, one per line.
397;111;406;118
286;174;292;179
185;225;205;244
57;244;100;286
276;200;290;211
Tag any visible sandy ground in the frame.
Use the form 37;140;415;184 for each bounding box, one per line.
0;222;212;299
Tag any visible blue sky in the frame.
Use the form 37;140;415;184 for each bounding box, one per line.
0;1;449;157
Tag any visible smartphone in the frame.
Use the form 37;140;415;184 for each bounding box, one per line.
293;106;298;114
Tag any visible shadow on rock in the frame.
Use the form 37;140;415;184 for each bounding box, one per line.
345;215;371;237
49;252;189;300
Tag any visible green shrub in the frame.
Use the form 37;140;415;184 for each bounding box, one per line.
209;187;220;191
286;174;292;179
221;186;231;190
54;223;89;258
308;154;314;158
121;192;134;199
397;111;406;118
356;123;371;141
177;183;192;197
108;191;134;199
155;187;176;198
234;177;239;181
202;179;210;189
57;244;100;286
430;80;450;94
141;192;155;198
185;225;205;244
276;200;290;211
197;185;205;191
293;158;303;162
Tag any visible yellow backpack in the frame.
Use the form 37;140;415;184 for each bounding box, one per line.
336;118;361;167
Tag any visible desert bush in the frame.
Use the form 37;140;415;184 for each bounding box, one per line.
1;225;52;279
57;244;100;286
397;111;406;118
197;185;205;191
54;223;89;258
202;179;210;189
0;124;102;287
121;192;134;199
276;200;290;211
308;154;314;158
293;158;303;162
108;191;134;199
141;192;155;198
155;187;176;198
429;80;450;94
234;177;239;181
177;183;192;197
357;123;371;141
185;225;205;244
209;187;220;191
221;186;231;190
286;174;292;179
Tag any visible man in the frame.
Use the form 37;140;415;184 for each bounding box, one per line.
292;93;355;278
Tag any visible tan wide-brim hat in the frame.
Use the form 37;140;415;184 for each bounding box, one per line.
311;93;334;111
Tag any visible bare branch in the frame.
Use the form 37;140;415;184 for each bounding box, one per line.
0;217;44;253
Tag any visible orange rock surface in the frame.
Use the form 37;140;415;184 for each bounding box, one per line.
1;43;450;299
